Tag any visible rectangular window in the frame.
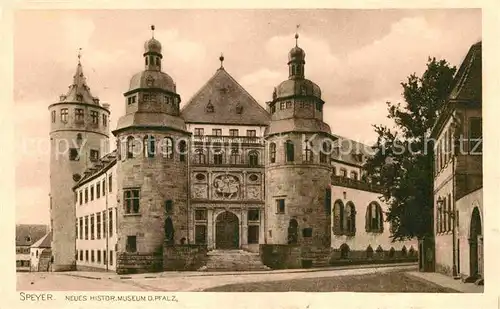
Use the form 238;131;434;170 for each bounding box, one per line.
91;250;95;263
97;250;101;263
84;216;88;239
212;129;222;136
109;209;113;237
90;186;94;201
90;214;95;240
96;183;101;199
195;209;207;221
51;110;56;123
280;102;285;110
75;108;84;122
248;225;259;244
69;148;79;161
85;188;88;203
85;250;89;262
108;175;113;192
195;225;207;244
91;111;99;125
102;179;106;196
276;199;285;214
340;169;347;177
124;189;140;214
213;151;223;165
109;250;113;265
126;236;137;252
302;228;313;237
79;250;83;261
60;108;68;122
286;101;292;109
79;191;82;205
102;114;107;127
469;117;482;154
248;209;259;221
194;128;204;136
103;250;107;265
103;210;107;238
165;200;173;214
350;171;358;180
79;217;83;240
229;129;239;137
90;149;99;162
97;213;101;239
246;130;256;137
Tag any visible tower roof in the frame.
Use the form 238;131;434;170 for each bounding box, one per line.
180;63;270;126
448;41;482;102
58;54;100;105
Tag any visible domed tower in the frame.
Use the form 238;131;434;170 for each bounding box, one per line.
264;32;334;248
112;26;190;273
49;54;111;271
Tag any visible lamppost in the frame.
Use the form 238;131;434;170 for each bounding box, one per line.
437;196;458;278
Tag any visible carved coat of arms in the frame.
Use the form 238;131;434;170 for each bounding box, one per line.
213;175;239;199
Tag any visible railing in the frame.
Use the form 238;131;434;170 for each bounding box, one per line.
330;175;383;193
192;135;265;145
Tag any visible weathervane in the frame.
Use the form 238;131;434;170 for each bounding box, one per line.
219;53;224;69
151;25;155;38
78;47;82;63
295;24;300;46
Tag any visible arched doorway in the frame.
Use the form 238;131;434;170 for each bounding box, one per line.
469;207;482;278
215;211;239;249
165;217;174;245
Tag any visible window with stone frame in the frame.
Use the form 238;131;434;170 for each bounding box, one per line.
75;108;84;122
194;128;204;136
246;130;256;137
248;150;259;166
276;199;285;214
280;101;285;110
126;136;135;159
285;140;295;162
213;149;224;165
90;149;99;162
108;174;112;192
162;137;173;159
144;135;155;158
51;110;56;123
102;210;107;238
109;209;113;237
469;117;482;154
344;202;356;236
60;108;68;122
320;141;331;163
103;250;107;264
90;214;95;240
96;213;101;239
84;188;88;203
103;114;107;127
195;209;207;221
79;250;83;261
97;250;101;263
79;217;83;240
124;189;140;214
84;216;89;240
229;129;239;137
269;143;276;163
302;228;313;237
365;202;384;233
324;188;331;216
126;236;137;252
195;225;207;244
69;148;79;161
230;148;241;164
248;225;259;244
332;200;344;235
91;111;99;125
303;141;314;162
96;183;101;199
340;168;347;177
248;209;260;221
85;250;89;261
194;149;206;164
90;186;94;201
212;128;222;136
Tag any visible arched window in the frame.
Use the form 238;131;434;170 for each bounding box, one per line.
165;217;174;245
230;148;241;164
285;140;294;162
144;135;155;158
76;133;83;146
162;137;173;159
340;243;349;259
126;136;135;159
291;66;296;76
366;202;384;233
303;141;313;162
366;245;374;258
194;149;206;164
344;202;356;235
332;200;344;235
401;245;407;257
248;151;259;166
287;219;298;244
178;140;187;162
388;247;395;258
213;149;224;165
269;143;276;163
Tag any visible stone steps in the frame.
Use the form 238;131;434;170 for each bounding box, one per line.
199;250;270;271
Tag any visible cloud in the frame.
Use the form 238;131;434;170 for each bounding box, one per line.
240;68;282;104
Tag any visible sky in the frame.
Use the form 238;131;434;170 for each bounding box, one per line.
14;9;481;224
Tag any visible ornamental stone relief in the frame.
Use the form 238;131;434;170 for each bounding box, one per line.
192;184;208;199
213;174;240;199
246;186;261;200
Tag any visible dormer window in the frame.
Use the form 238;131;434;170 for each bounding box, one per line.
235;104;243;114
301;86;307;95
206;100;214;113
76;94;83;101
146;75;155;87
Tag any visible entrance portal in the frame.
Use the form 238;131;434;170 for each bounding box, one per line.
469;207;482;278
215;211;239;249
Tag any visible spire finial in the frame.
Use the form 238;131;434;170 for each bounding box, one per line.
77;47;82;64
295;24;300;46
151;25;155;38
219;53;224;69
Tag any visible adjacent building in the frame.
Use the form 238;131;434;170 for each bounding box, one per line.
16;224;48;272
30;231;52;272
431;41;482;282
50;27;416;273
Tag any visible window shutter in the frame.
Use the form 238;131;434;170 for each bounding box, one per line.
365;206;370;232
378;207;384;233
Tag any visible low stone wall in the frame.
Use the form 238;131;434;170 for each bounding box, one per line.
163;244;208;271
116;253;163;274
259;245;302;269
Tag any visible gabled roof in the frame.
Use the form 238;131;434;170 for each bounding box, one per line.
180;67;270;126
16;224;48;247
31;231;52;248
448;41;482;102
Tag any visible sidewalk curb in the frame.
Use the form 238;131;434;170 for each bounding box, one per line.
404;272;461;293
61;262;417;281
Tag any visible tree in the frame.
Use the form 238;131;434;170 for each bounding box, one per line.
364;57;456;241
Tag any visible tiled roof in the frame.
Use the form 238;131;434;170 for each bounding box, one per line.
31;231;52;248
181;67;270;126
449;41;482;102
74;150;117;188
16;224;48;247
57;59;101;105
331;134;374;167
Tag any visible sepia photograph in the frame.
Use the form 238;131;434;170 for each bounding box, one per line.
14;8;483;294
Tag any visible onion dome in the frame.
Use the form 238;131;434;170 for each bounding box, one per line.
275;78;321;100
288;34;305;62
144;37;162;55
128;70;176;93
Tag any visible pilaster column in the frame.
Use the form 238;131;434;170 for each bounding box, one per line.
207;209;214;250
